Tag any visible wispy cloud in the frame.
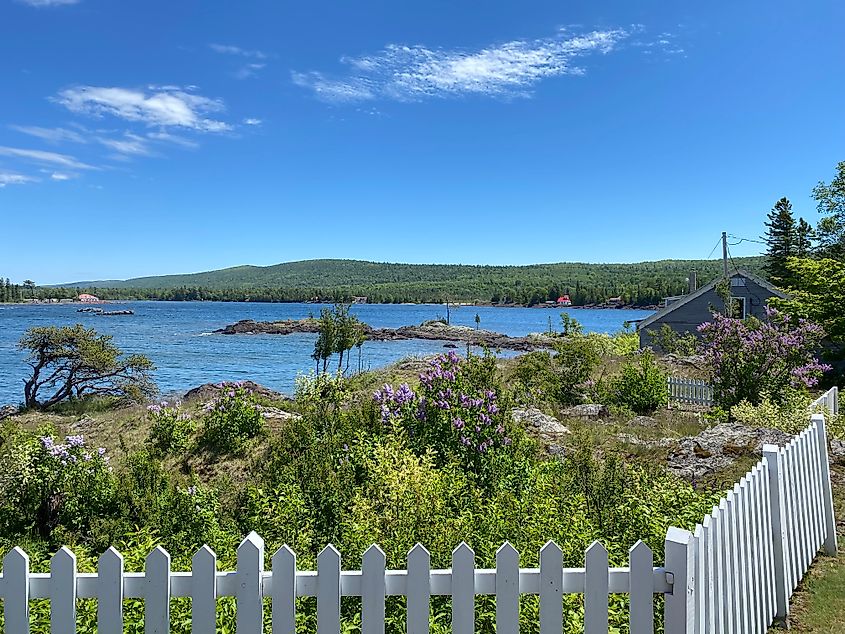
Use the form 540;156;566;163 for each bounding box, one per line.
0;146;95;170
54;86;232;132
16;0;79;7
234;63;267;80
146;131;199;149
293;28;634;103
0;172;36;187
9;125;86;144
50;172;74;181
97;133;153;157
243;118;262;126
209;44;268;59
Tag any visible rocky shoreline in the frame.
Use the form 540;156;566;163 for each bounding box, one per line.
216;318;554;352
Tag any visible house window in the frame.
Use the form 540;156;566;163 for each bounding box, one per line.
731;277;746;287
730;296;747;318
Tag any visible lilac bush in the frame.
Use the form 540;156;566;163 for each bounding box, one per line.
200;383;264;451
147;400;196;455
373;351;512;473
697;307;830;408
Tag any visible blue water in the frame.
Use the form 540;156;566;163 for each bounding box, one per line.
0;302;653;405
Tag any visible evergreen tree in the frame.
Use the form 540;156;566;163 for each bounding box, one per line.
762;197;796;284
796;218;815;258
813;160;845;260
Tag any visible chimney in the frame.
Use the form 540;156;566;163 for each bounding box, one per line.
688;270;698;294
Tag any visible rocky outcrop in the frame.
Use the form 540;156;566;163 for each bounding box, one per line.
562;404;610;420
512;407;571;435
183;381;289;403
257;405;302;423
216;319;552;352
668;422;792;480
0;405;18;421
627;416;659;427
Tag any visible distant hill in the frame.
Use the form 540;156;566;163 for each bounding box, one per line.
55;257;768;306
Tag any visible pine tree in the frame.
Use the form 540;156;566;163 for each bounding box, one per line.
796;217;815;258
813;160;845;260
763;197;796;285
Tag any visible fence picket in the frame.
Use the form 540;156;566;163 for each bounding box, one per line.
97;547;124;634
317;545;341;634
362;545;386;634
145;546;171;634
495;542;520;634
50;546;77;634
452;542;475;634
272;545;297;634
693;525;705;634
665;527;695;634
192;545;217;634
812;415;839;555
629;541;653;634
407;544;431;634
585;542;609;634
4;547;30;634
539;541;563;634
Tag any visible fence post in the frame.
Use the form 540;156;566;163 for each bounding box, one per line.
665;527;695;634
763;444;790;626
812;414;839;556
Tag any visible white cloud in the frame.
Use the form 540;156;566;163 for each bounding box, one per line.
293;28;631;103
9;125;86;144
243;118;262;126
0;146;95;170
234;63;266;80
0;172;36;187
210;44;267;59
146;131;199;149
50;172;74;181
97;133;153;156
55;86;232;132
17;0;79;7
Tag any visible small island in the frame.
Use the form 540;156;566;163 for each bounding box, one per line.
216;318;552;351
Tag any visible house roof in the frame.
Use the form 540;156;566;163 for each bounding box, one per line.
636;268;787;331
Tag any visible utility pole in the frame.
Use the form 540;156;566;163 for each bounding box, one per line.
722;231;729;278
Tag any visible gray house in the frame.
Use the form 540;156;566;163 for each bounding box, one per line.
637;269;787;349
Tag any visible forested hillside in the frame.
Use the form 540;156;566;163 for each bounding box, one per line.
48;257;766;306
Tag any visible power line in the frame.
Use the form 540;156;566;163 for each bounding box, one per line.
705;236;723;260
727;234;767;246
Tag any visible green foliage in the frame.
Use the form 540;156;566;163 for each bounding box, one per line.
17;324;156;409
601;350;668;415
146;400;196;455
513;336;603;407
0;429;115;541
312;304;367;374
198;384;264;452
812;160;845;260
559;312;583;335
52;256;767;307
763;197;797;285
731;390;844;440
648;324;698;356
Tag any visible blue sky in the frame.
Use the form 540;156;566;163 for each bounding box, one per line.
1;0;843;284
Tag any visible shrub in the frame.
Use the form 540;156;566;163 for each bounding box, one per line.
374;351;514;477
602;350;668;414
512;336;602;407
0;430;115;541
146;400;196;455
698;308;830;409
731;390;844;439
199;383;264;451
648;324;698;356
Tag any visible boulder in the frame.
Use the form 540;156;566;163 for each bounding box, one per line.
512;407;570;435
0;405;18;421
628;416;658;428
616;433;675;449
257;406;302;423
562;404;610;420
184;381;288;403
668;422;792;481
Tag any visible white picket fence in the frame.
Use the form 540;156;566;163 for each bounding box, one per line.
0;416;838;633
668;376;714;406
810;385;839;417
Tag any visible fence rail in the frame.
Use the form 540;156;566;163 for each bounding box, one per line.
668;377;714;406
0;416;838;633
810;386;839;417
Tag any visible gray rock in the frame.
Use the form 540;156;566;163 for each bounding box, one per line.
830;439;845;461
562;404;610;419
0;405;17;421
628;416;658;427
668;422;793;481
257;406;302;423
511;407;570;435
617;433;675;449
